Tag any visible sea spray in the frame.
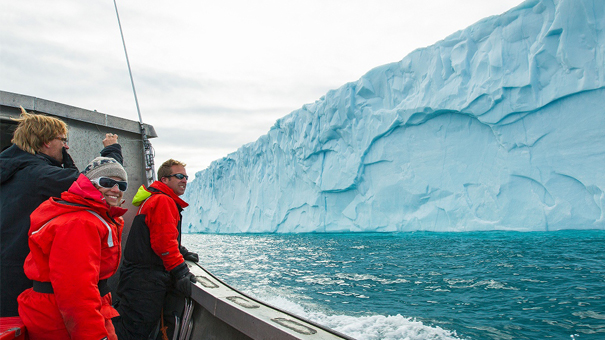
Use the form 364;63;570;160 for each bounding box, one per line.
257;294;462;340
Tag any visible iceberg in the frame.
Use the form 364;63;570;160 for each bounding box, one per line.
183;0;605;233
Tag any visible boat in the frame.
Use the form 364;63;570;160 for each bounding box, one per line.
0;90;354;340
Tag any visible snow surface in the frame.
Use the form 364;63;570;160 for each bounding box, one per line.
183;0;605;233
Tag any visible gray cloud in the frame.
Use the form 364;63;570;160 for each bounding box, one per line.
1;0;524;175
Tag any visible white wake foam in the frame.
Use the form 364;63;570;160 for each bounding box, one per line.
259;294;463;340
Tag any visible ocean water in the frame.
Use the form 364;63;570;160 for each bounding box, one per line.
182;230;605;340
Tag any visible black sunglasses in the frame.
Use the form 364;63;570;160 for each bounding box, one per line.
91;177;128;192
165;173;188;180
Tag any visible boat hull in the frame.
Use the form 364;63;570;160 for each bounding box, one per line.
187;261;353;340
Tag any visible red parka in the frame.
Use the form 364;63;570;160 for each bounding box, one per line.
18;174;126;340
127;180;189;271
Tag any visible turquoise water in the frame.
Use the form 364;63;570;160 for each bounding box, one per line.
183;230;605;340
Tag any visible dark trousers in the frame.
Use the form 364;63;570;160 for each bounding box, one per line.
1;263;32;317
113;267;171;340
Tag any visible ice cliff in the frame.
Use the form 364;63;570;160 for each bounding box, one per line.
183;0;605;233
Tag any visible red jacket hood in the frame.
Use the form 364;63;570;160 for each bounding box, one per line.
29;175;127;232
149;180;189;208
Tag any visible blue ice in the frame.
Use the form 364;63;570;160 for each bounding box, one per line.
183;0;605;233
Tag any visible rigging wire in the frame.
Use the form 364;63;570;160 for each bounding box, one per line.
113;0;156;185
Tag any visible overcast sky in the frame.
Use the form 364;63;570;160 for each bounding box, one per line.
1;0;523;175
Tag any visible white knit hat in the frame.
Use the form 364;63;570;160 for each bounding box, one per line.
82;157;127;182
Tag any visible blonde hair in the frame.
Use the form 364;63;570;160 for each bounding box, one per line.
11;107;68;154
158;159;187;179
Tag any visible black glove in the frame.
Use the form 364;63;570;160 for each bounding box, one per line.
184;252;199;263
62;147;77;169
170;263;197;297
179;245;199;263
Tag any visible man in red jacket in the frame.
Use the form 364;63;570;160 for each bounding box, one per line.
18;156;128;340
113;159;198;340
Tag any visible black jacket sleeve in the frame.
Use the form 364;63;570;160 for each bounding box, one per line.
100;144;123;165
61;147;78;170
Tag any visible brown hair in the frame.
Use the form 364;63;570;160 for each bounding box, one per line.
158;159;187;179
11;107;68;154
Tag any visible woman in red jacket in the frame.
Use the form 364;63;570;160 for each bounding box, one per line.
18;157;128;340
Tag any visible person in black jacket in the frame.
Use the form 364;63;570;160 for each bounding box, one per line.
0;107;124;317
113;159;198;340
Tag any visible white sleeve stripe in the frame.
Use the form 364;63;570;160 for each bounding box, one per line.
31;219;54;235
31;210;116;248
86;210;114;248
